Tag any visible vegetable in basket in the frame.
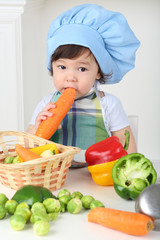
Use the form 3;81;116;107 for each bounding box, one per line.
30;143;59;155
15;144;41;162
3;156;14;164
15;143;58;162
11;185;56;207
12;156;20;163
35;88;76;140
40;149;55;157
3;156;20;164
112;153;157;200
86;131;130;186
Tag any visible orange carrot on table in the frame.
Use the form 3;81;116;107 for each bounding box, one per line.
88;207;154;236
35;88;76;140
15;144;41;162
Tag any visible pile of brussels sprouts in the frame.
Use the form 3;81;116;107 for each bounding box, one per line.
0;189;104;236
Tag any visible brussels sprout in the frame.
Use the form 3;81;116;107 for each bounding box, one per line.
33;220;50;236
57;189;71;199
14;208;31;222
3;156;14;164
67;198;82;214
31;202;46;214
43;198;61;213
59;201;66;213
12;156;20;164
10;214;26;231
59;195;71;205
0;204;7;219
5;200;18;215
0;193;8;205
90;200;105;209
16;202;30;210
30;212;49;224
71;191;83;199
81;195;95;209
48;212;59;222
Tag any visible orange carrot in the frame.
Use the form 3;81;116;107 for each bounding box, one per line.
35;88;76;139
15;144;41;162
88;207;154;236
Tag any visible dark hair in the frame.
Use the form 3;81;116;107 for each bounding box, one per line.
50;44;112;83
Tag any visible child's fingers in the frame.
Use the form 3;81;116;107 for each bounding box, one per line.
40;110;53;117
35;102;57;130
35;111;52;130
43;102;56;111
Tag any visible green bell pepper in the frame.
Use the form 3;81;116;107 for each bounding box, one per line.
12;185;56;207
112;153;157;200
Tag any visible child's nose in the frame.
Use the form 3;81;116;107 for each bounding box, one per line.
66;72;77;82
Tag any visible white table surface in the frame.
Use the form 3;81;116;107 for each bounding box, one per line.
0;167;160;240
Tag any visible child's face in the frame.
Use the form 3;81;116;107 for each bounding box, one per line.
52;49;101;99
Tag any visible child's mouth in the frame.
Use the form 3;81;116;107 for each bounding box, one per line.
64;87;76;91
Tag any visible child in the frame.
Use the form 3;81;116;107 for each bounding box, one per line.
27;4;140;157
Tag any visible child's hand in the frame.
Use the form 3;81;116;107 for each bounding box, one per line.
35;102;61;130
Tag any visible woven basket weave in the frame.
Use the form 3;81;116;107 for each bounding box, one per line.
0;131;80;191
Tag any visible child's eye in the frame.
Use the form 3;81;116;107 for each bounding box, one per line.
78;67;86;72
58;65;66;70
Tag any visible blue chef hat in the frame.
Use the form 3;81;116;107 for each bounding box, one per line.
47;4;140;84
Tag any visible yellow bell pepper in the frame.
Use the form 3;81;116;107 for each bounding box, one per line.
30;143;59;155
87;159;118;186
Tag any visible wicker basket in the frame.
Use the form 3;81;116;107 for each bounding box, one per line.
0;131;80;191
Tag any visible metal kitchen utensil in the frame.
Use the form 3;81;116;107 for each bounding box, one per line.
135;184;160;231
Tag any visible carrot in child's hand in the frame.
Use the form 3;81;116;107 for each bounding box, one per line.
35;88;76;139
15;144;41;162
88;207;154;236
